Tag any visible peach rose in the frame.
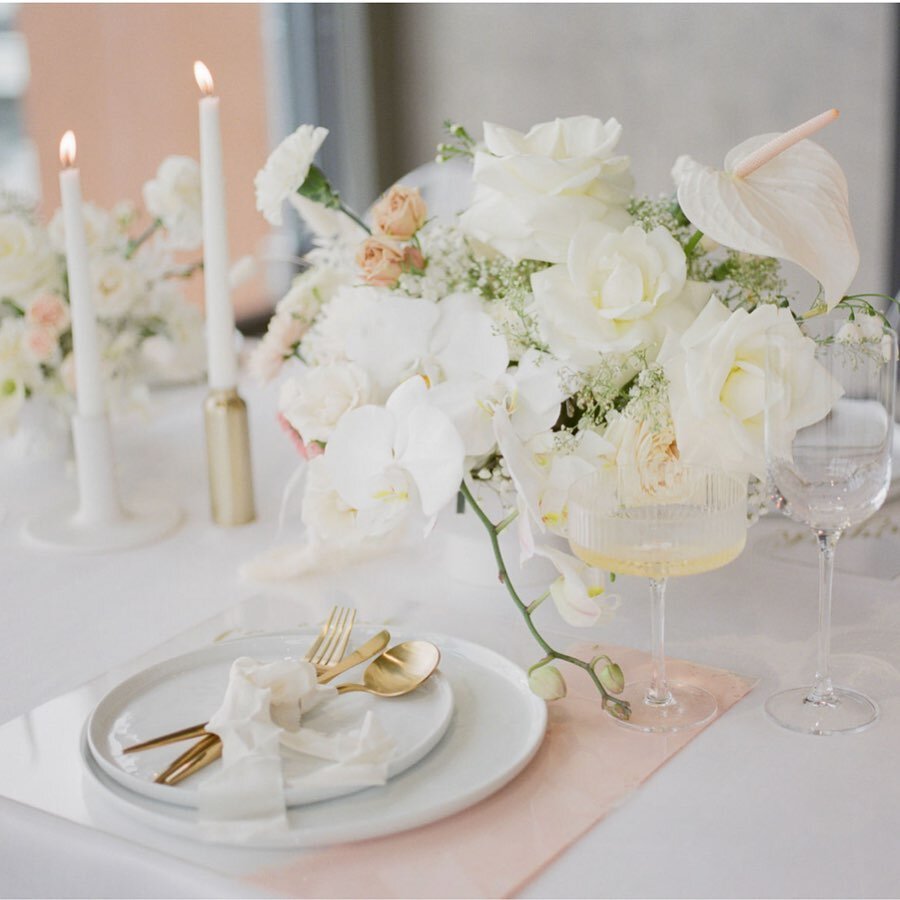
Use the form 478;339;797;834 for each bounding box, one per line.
371;185;427;241
22;325;58;364
26;293;69;334
356;237;406;287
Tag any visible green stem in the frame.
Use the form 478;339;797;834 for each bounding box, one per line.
683;229;704;256
125;219;162;259
340;203;371;236
459;480;630;718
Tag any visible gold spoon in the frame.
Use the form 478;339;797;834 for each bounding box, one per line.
335;640;440;696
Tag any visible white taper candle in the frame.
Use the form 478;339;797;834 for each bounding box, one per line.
195;61;238;391
58;131;105;417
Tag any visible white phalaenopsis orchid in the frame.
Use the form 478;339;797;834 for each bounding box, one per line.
323;377;465;536
673;128;858;309
533;545;621;628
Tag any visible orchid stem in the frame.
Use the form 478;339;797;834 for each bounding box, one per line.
459;480;630;718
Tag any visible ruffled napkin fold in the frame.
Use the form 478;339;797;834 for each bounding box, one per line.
197;656;395;841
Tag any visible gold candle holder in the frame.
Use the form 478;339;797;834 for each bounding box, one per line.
204;388;256;526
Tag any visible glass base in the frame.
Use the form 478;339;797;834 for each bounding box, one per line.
765;686;879;735
609;681;718;734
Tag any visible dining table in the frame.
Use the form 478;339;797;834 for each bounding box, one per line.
2;373;900;899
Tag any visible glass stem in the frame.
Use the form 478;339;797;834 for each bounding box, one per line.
647;577;673;706
809;530;840;705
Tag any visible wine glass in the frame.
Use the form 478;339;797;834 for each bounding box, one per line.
569;465;748;733
764;318;897;735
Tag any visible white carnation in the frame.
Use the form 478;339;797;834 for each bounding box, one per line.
255;125;329;226
143;156;203;249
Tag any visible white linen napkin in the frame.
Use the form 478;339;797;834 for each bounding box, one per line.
197;656;395;841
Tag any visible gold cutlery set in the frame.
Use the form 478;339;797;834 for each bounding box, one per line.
124;606;440;787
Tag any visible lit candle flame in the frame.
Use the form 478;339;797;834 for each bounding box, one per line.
194;60;214;96
59;130;77;168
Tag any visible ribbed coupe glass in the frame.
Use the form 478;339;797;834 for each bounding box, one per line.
569;465;748;733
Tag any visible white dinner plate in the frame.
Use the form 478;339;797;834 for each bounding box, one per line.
81;632;547;848
87;630;454;809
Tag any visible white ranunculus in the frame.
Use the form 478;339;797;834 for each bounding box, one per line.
90;255;146;317
673;133;857;310
0;213;58;300
255;125;329;226
459;116;633;263
279;362;372;444
324;376;465;535
143;156;203;249
531;222;701;363
659;296;841;477
533;545;621;628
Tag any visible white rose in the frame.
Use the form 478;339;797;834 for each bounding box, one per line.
659;297;841;478
459;116;633;263
91;255;146;317
532;223;704;363
603;410;681;497
255;125;329;226
142;156;203;249
279;362;372;444
0;213;58;299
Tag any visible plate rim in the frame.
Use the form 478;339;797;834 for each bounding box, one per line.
87;628;454;809
82;630;548;848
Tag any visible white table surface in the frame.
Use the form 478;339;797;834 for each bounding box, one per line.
2;379;900;899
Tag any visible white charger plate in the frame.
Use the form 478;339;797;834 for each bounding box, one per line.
87;630;454;809
81;632;547;848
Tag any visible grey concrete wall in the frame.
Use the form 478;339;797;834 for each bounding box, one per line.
372;3;896;295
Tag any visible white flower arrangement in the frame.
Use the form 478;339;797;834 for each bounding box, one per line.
0;156;207;434
248;110;893;716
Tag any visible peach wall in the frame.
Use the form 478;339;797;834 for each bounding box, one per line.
18;3;272;318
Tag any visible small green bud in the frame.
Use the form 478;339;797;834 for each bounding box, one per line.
528;664;567;701
598;662;625;695
606;699;630;721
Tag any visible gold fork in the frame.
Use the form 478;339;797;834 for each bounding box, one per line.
122;606;357;758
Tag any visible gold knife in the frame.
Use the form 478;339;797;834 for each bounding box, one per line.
133;630;391;759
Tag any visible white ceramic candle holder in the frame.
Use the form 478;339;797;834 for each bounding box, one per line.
22;414;182;553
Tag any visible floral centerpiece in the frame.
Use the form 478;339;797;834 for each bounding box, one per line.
248;111;893;718
0;156;208;436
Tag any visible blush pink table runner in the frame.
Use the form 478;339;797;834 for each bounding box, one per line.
248;649;756;899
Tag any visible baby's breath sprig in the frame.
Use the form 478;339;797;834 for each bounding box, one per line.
436;121;477;163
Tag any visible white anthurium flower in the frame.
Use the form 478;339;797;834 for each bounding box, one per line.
342;290;440;400
459;116;634;263
659;296;841;478
278;362;372;444
255;125;329;226
324;376;465;536
531;222;710;364
142;156;203;249
673;133;858;309
533;545;621;628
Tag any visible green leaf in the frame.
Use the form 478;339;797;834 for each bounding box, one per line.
298;164;341;209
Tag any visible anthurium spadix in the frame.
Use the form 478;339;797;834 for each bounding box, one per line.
673;109;858;310
323;376;465;536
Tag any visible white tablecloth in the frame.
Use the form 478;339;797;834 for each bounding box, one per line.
3;380;900;898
